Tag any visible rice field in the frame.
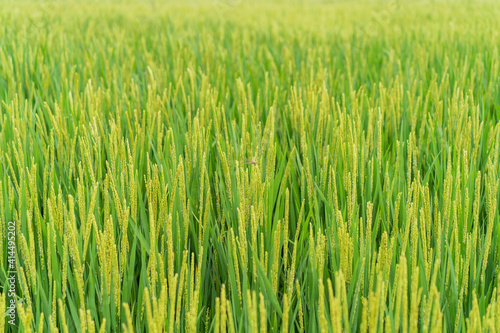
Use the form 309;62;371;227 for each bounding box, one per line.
1;0;500;332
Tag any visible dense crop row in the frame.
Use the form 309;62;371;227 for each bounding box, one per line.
1;1;500;332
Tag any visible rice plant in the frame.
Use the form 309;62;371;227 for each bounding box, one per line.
1;0;500;332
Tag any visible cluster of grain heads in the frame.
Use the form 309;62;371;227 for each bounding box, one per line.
1;1;500;332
